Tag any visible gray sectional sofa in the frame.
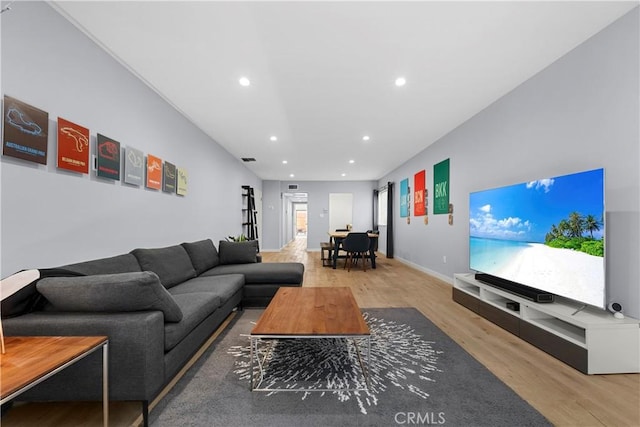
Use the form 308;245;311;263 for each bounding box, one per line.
1;238;304;425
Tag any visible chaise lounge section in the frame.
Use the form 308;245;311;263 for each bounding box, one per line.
1;238;304;425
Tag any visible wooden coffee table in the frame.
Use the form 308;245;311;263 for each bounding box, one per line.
250;286;370;391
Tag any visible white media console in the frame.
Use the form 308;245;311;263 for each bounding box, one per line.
453;273;640;374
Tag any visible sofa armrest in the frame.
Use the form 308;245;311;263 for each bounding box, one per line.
3;310;166;402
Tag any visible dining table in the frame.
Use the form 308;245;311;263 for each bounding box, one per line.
328;231;378;269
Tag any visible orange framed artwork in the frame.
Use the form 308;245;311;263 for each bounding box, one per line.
57;117;89;173
146;154;162;190
414;169;426;216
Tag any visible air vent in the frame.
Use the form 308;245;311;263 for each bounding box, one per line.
241;157;256;162
288;184;298;190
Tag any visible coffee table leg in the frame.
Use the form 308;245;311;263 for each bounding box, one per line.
353;337;371;391
250;337;255;390
367;336;371;388
102;342;109;427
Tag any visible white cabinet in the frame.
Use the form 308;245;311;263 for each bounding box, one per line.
453;273;640;374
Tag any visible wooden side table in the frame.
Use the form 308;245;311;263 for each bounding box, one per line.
0;336;109;426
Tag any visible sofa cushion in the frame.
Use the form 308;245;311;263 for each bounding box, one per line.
169;275;244;307
61;253;142;275
181;239;219;274
218;240;258;265
36;271;183;322
164;292;220;351
131;245;196;289
201;262;304;285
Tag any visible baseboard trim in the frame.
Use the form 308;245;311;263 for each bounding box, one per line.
394;257;453;285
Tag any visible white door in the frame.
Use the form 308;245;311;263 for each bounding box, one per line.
329;193;353;232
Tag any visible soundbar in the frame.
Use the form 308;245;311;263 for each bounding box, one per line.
474;273;554;303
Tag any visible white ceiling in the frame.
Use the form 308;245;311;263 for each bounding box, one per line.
51;1;637;181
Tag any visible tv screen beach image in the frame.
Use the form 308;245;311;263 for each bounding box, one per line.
469;168;605;308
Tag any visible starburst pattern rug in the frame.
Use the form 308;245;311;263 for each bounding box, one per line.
150;308;550;426
229;311;441;411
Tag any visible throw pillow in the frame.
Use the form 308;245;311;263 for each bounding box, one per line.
36;271;183;322
181;239;219;274
1;268;86;318
130;245;196;289
218;240;258;265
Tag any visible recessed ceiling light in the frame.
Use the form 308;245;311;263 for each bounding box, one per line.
239;77;251;87
289;173;295;178
349;160;355;164
395;77;406;87
341;173;346;177
362;135;370;141
282;160;288;164
270;136;278;141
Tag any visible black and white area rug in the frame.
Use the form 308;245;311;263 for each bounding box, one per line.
150;308;551;426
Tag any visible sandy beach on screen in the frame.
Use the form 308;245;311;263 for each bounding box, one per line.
495;243;605;306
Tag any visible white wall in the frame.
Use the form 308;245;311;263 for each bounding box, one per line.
0;2;261;276
379;8;640;319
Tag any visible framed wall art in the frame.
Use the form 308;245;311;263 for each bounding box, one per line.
146;154;162;190
163;161;176;193
96;133;121;180
433;158;450;215
2;95;49;165
414;169;426;216
177;167;188;196
124;147;144;186
57;117;89;173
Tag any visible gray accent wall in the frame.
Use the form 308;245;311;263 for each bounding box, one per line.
379;8;639;319
261;180;377;251
0;2;260;276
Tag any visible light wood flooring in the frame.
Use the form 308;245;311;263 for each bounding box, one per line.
2;236;639;426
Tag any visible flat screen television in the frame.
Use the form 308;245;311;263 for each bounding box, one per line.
469;168;605;309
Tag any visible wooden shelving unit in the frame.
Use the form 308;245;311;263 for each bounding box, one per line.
241;185;259;251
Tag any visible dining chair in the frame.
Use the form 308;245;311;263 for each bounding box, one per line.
364;230;379;266
333;229;349;256
365;230;380;252
341;232;371;272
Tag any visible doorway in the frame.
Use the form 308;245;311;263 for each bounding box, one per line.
282;192;308;249
294;204;308;236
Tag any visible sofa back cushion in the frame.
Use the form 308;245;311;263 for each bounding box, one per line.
36;271;183;322
131;245;196;289
61;253;142;275
181;239;219;275
218;240;258;265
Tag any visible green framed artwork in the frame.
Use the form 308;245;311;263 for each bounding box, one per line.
433;158;450;214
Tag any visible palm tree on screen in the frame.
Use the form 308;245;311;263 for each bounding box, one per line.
568;211;584;238
584;214;601;239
